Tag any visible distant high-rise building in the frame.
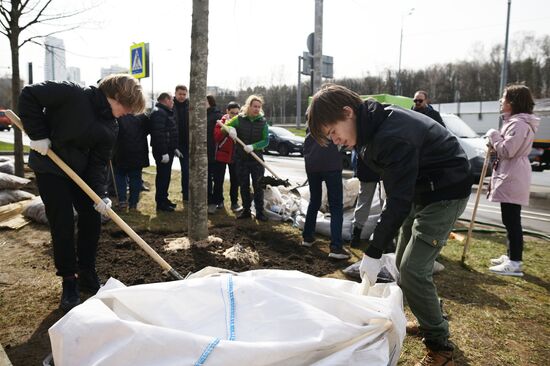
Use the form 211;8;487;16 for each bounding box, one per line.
100;65;128;79
44;36;67;81
66;67;83;85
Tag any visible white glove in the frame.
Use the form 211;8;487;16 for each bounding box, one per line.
359;254;382;286
93;197;112;216
244;144;254;154
161;154;170;163
226;126;237;140
484;129;499;148
174;149;183;158
29;138;51;156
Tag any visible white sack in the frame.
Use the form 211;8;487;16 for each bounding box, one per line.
0;189;34;206
50;269;406;366
0;158;15;175
0;171;30;190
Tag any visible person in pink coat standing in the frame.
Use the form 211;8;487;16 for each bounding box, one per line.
486;84;540;277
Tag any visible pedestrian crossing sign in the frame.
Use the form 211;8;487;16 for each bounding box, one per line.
130;42;149;79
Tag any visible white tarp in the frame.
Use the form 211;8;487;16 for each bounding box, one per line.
49;269;406;366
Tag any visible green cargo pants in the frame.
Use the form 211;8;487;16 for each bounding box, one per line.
395;197;468;347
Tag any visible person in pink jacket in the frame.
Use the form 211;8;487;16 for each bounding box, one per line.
486;84;540;277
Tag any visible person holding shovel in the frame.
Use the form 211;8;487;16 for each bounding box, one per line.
18;74;145;312
223;95;269;221
307;84;472;366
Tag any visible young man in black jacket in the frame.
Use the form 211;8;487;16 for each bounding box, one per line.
206;94;224;214
308;84;472;366
18;74;145;312
150;92;179;212
173;85;190;202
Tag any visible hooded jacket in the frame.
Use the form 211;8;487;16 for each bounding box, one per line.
487;113;539;206
18;81;118;197
150;102;178;157
303;133;343;173
356;100;472;258
113;113;150;169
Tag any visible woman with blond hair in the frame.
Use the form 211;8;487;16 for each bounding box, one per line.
18;74;145;311
486;84;539;277
223;95;269;221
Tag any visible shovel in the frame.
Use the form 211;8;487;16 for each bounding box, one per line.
217;121;290;187
461;147;492;264
6;110;185;280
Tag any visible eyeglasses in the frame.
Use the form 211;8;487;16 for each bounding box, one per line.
413;99;425;104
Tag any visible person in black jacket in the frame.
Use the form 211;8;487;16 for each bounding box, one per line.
173;85;190;202
308;84;472;366
113;113;150;210
18;74;145;312
302;133;350;260
412;90;445;127
206;95;225;214
150;92;179;212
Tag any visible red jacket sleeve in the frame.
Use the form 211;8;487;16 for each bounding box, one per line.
214;114;228;143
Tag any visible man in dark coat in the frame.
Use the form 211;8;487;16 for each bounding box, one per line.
308;84;472;366
173;85;190;202
412;90;445;127
18;74;145;312
206;95;225;214
150;92;179;212
113;113;150;210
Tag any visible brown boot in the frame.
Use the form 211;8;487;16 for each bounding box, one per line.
415;348;454;366
406;320;421;336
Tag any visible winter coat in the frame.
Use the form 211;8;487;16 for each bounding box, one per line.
356;151;380;183
303;134;343;173
356;100;472;258
214;114;236;164
225;114;269;162
412;105;445;127
207;106;224;163
18;81;118;197
150;102;178;157
113;114;150;169
173;98;189;152
487;113;539;206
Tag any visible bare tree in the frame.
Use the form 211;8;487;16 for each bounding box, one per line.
188;0;209;240
0;0;85;177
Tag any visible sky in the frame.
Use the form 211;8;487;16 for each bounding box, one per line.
1;0;549;97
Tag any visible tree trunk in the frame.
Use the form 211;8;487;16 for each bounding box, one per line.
10;33;25;178
188;0;209;241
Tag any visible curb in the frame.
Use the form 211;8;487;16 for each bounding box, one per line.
471;186;550;200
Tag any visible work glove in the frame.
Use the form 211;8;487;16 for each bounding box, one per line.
161;154;170;164
483;129;499;148
225;126;237;140
93;197;112;216
359;254;381;287
174;149;183;159
29;138;51;156
244;144;254;154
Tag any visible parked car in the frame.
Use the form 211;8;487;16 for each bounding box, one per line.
441;113;491;180
264;126;305;156
0;110;12;131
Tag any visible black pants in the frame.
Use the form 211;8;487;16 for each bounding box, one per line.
208;162;225;205
501;202;523;261
154;153;174;205
237;159;265;212
36;173;101;277
228;162;239;205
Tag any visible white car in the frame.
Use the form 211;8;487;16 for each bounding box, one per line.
441;113;490;180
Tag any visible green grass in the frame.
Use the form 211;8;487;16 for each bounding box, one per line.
285;127;306;137
0;141;29;153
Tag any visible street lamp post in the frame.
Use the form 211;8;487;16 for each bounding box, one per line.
499;0;512;95
397;7;414;96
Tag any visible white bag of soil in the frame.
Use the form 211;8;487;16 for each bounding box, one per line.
0;171;30;190
49;269;406;366
0;189;34;206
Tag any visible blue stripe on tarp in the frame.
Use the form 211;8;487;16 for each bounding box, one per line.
193;275;237;365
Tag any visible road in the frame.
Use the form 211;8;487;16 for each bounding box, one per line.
2;128;548;235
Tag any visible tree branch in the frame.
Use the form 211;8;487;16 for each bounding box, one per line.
19;0;53;31
18;25;78;48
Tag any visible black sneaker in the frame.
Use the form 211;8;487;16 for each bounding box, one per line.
60;276;80;312
165;200;177;208
350;226;362;248
255;211;268;222
157;204;175;212
237;209;252;219
328;247;351;260
78;268;101;293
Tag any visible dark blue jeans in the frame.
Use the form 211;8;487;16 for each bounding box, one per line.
237;159;265;212
208;162;225;205
114;167;143;207
303;170;343;250
154;153;174;205
178;150;189;201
